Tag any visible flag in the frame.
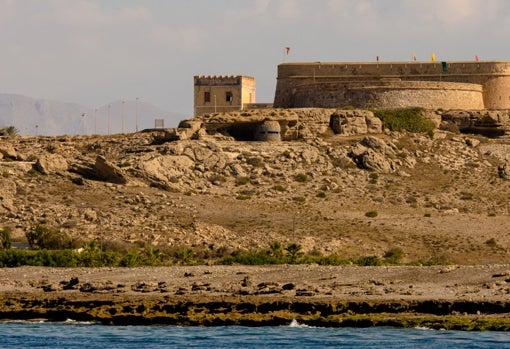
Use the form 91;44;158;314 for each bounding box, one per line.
412;54;417;61
285;47;290;55
431;53;436;62
475;55;479;62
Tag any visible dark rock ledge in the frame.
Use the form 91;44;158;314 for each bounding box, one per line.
1;293;509;331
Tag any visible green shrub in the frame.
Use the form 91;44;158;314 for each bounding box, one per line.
316;191;326;198
365;210;378;218
285;243;304;264
316;254;350;266
384;247;404;264
0;126;19;137
460;192;474;200
246;157;264;167
26;168;39;176
293;196;306;203
208;174;226;184
0;228;11;249
294;173;308;182
273;184;286;192
374;107;435;133
218;250;280;265
235;176;250;186
355;255;382;266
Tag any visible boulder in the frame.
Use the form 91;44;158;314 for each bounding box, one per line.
349;137;396;173
330;110;382;135
93;155;129;184
34;153;68;175
0;142;17;159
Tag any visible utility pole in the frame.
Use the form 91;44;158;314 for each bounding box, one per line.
121;100;125;134
94;109;97;135
107;104;111;135
135;97;139;132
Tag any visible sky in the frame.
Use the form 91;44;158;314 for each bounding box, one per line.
2;0;510;117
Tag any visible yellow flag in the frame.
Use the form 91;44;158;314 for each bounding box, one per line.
431;53;436;62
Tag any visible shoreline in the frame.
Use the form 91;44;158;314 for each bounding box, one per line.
1;265;509;330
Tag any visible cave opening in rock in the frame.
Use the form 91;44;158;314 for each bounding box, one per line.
223;123;258;141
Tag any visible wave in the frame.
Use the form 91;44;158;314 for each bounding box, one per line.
287;319;313;328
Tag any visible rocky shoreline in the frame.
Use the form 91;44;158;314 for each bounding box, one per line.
1;265;510;330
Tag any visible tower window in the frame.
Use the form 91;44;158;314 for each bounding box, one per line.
226;91;233;102
204;92;211;103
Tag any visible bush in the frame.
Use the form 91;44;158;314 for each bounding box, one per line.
355;255;382;266
384;247;404;264
316;191;326;198
0;228;11;249
218;250;280;265
374;107;435;133
294;173;309;182
25;225;79;250
246;157;264;168
235;177;250;186
365;210;378;218
285;243;304;264
273;184;286;192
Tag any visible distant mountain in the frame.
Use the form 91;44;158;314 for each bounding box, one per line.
0;94;186;136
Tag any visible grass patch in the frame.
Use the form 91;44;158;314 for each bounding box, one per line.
235;177;250;186
294;173;309;182
373;107;435;133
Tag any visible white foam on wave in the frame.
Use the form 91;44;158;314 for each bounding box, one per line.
288;319;312;328
63;319;99;325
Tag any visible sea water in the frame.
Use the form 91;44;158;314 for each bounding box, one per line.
0;320;509;348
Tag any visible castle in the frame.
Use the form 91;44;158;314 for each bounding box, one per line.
273;61;510;110
194;61;510;114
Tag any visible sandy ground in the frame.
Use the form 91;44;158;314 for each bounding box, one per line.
1;265;509;301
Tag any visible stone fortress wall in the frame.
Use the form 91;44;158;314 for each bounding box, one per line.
273;61;510;110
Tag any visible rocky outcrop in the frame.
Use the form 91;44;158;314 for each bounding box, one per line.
349;136;397;173
330;110;382;135
0;142;18;160
34;153;68;175
440;110;510;137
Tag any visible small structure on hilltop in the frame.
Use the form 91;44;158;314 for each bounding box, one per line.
194;75;256;116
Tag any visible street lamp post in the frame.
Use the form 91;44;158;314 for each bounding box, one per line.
135;97;139;132
121;100;125;134
107;104;111;135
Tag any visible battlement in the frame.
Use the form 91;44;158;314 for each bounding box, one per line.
274;61;510;109
194;75;254;87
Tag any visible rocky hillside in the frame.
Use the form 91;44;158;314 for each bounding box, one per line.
1;108;510;264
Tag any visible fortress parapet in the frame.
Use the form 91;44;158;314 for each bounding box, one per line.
273;61;510;110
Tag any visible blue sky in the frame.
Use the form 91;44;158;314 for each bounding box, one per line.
1;0;510;116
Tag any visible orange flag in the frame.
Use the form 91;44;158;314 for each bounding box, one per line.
285;47;290;55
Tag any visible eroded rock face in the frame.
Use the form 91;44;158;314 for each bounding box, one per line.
440;110;510;137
